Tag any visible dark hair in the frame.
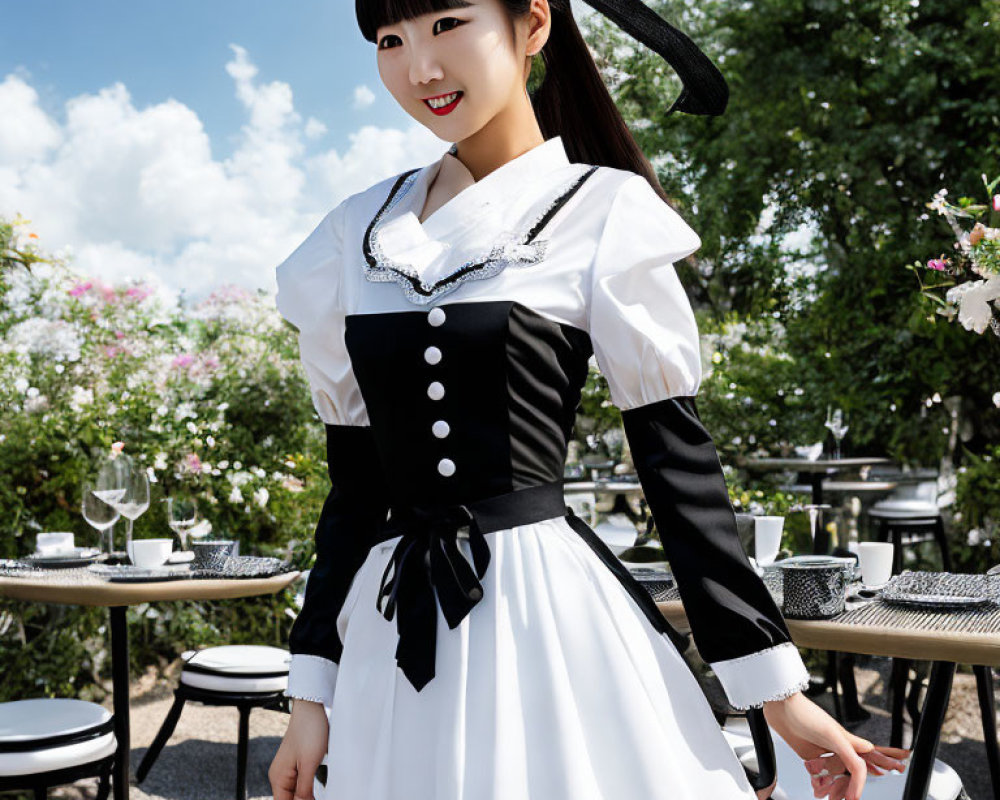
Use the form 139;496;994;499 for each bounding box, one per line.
355;0;671;202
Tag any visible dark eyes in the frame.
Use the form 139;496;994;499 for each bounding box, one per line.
378;17;464;50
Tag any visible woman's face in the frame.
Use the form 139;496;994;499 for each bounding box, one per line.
375;0;530;141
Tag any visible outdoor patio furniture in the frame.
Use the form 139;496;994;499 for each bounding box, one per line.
136;645;291;800
0;565;299;800
0;697;115;800
721;715;967;800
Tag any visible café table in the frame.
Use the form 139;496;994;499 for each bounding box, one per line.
646;577;999;800
0;565;300;800
743;457;893;507
564;478;648;527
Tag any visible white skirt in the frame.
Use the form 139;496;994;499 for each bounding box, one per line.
321;515;757;800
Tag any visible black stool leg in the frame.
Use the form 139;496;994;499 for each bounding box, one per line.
96;758;113;800
236;705;252;800
932;517;952;572
136;692;187;783
890;657;911;748
974;665;1000;800
34;788;46;800
825;652;843;721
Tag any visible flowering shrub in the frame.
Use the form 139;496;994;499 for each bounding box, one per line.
909;174;1000;337
0;215;332;699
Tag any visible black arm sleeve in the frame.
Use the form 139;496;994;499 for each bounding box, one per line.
288;423;391;663
621;395;793;665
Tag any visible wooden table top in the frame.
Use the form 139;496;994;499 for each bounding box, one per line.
0;570;300;607
656;597;1000;667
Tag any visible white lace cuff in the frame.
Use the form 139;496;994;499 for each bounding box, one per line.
285;653;338;707
709;642;811;710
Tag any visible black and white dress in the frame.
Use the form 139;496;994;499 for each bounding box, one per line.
275;135;810;800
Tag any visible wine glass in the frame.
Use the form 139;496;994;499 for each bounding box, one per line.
165;494;198;552
98;460;150;562
824;407;850;459
94;454;132;560
82;480;120;555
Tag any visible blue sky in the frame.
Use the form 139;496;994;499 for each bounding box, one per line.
2;1;409;160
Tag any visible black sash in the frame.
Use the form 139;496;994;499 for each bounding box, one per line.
374;482;567;691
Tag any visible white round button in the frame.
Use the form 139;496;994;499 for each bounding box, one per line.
424;346;442;365
432;420;450;439
437;458;456;477
427;381;445;401
427;307;446;327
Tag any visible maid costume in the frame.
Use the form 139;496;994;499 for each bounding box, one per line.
274;135;810;800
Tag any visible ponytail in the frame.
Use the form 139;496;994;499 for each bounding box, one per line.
531;0;670;202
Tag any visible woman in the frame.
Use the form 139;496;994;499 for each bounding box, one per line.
269;1;907;798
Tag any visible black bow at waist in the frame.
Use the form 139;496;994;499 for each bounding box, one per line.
374;482;569;692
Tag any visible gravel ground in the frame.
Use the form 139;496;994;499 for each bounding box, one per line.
32;656;996;800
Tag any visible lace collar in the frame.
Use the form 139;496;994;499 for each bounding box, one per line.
362;137;599;305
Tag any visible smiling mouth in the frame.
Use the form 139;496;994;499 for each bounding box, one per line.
423;91;463;116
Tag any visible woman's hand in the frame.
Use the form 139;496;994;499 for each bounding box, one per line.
762;691;910;800
269;699;329;800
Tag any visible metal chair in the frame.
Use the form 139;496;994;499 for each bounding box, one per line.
136;644;290;800
0;698;115;799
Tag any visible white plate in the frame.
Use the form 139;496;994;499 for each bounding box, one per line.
167;550;195;564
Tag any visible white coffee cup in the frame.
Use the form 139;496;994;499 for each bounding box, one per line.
857;541;894;588
36;531;75;554
129;538;174;569
753;516;784;567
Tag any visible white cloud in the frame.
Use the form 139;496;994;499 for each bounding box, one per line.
304;117;328;140
353;84;376;109
0;47;445;298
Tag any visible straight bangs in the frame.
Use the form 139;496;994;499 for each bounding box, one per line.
356;0;475;43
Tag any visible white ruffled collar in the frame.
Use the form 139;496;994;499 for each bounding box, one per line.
363;136;596;305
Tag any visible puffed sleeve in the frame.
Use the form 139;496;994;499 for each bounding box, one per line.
276;201;391;706
589;173;810;710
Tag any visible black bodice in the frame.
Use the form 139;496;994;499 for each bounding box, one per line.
345;300;592;507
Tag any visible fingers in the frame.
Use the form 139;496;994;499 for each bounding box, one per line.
294;759;319;800
269;762;298;800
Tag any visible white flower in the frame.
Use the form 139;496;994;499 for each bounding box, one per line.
186;421;198;434
70;386;94;411
146;466;158;484
154;452;168;471
228;486;244;504
947;276;1000;334
253;487;270;508
14;377;29;393
993;392;1000;409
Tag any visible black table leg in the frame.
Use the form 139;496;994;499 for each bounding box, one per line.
890;657;912;748
110;606;130;800
902;660;955;800
974;665;1000;800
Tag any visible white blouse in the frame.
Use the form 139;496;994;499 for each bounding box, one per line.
276;135;703;420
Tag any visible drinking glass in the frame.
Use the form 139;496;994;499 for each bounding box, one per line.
166;494;198;552
82;480;120;554
824;407;850;459
97;459;150;562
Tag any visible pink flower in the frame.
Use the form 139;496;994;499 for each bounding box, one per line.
114;330;125;340
100;285;118;304
204;356;220;370
103;345;121;358
927;259;947;271
111;442;125;458
172;354;195;369
993;195;1000;212
69;281;93;297
184;453;203;474
126;285;153;302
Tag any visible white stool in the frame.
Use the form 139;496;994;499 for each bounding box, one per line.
136;645;290;800
0;698;115;799
722;716;966;800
